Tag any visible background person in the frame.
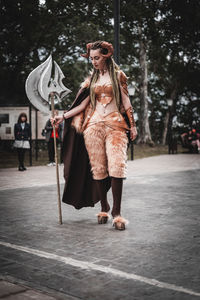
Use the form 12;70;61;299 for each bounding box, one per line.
188;128;200;153
13;112;30;171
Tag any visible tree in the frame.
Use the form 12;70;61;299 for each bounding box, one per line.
154;0;200;142
120;0;200;144
0;0;113;106
137;24;154;144
1;0;199;143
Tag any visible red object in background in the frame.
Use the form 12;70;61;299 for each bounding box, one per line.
51;128;58;138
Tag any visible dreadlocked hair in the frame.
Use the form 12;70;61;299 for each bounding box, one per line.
89;41;120;110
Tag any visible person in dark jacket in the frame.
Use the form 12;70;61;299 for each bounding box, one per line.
45;110;62;166
13;112;31;171
188;128;200;153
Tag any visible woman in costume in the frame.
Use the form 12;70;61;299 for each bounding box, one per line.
52;41;137;230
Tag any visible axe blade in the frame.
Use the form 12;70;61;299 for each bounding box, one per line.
38;55;53;103
25;54;71;113
25;55;52;114
50;61;71;101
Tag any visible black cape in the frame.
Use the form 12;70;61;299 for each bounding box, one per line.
62;88;111;209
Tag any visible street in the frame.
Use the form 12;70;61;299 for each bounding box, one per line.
0;154;200;300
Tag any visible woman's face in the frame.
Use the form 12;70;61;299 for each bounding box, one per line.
90;49;106;70
21;116;26;122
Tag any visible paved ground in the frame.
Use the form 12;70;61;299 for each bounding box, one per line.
0;154;200;300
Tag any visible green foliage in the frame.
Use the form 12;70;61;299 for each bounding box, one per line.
0;0;113;107
120;0;200;140
0;0;200;141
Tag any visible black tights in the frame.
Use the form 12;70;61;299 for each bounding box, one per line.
95;178;110;213
95;177;123;217
48;138;55;163
17;148;26;167
111;177;123;217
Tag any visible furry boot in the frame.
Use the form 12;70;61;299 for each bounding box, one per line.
95;178;110;224
112;216;129;230
96;212;110;224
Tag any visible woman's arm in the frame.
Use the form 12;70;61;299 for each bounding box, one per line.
63;96;90;119
27;123;31;139
14;124;17;140
118;71;132;110
120;88;132;110
52;96;90;125
118;71;137;141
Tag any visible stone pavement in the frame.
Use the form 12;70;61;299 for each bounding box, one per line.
0;278;59;299
0;154;200;299
1;154;199;191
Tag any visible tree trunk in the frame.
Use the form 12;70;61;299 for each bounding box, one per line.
162;111;169;145
137;27;154;145
162;86;177;145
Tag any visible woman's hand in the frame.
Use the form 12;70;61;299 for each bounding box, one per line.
50;115;64;126
130;126;137;141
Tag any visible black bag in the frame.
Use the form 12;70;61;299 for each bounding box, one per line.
41;128;47;137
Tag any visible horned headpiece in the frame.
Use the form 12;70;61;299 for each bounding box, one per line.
81;41;114;59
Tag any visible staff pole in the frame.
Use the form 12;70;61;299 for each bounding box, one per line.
50;92;62;225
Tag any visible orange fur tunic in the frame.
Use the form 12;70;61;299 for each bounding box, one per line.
86;83;129;132
71;70;130;133
62;71;131;206
82;72;129;180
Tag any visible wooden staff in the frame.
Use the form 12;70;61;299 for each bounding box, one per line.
50;92;63;225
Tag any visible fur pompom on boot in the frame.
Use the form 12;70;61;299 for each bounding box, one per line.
112;216;129;230
96;212;110;224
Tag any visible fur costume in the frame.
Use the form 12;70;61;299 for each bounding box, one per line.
62;69;134;209
62;87;112;209
81;71;129;180
84;112;128;179
70;70;130;134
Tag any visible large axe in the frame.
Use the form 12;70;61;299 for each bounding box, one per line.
25;55;71;224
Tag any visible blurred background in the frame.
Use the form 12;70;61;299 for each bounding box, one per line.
0;0;200;167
